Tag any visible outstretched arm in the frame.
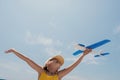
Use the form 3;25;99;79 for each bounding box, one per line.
58;49;92;78
5;48;43;74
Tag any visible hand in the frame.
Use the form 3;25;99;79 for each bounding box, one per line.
5;48;16;53
83;48;92;56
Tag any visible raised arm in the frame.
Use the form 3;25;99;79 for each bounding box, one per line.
5;48;43;74
58;49;92;78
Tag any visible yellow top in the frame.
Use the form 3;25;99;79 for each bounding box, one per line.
39;71;59;80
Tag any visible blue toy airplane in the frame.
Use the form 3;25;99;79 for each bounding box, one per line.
73;39;111;57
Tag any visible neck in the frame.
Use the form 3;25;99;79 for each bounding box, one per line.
43;66;57;75
46;68;57;76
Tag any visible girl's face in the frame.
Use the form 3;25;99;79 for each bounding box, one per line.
46;59;61;73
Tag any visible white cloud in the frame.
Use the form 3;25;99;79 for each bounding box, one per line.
65;57;77;62
48;16;57;28
113;25;120;34
0;61;36;80
0;61;34;74
49;21;56;28
63;75;88;80
82;54;98;64
45;47;62;56
0;62;23;72
25;31;63;46
65;54;99;65
25;31;63;55
25;31;53;46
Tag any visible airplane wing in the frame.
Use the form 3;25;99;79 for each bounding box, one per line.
73;50;83;56
94;53;110;57
86;39;110;49
100;52;110;56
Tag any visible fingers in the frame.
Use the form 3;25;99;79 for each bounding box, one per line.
5;50;11;53
5;48;15;53
87;48;92;52
5;50;12;53
83;48;92;55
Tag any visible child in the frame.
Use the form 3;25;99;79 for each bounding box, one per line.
5;48;92;80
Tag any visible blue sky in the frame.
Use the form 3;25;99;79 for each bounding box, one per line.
0;0;120;80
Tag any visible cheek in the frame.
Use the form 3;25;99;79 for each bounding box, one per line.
51;66;60;72
54;64;61;69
